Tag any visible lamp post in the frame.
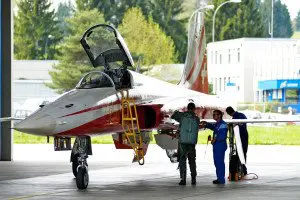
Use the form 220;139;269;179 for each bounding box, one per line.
212;0;241;43
45;34;54;60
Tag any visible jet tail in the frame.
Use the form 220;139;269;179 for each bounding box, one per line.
179;11;208;94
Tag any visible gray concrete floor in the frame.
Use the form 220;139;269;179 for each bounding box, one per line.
0;144;300;200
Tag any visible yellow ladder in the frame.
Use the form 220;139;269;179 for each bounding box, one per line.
121;90;145;165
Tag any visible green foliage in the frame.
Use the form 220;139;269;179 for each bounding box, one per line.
261;0;293;38
14;0;61;60
296;11;300;31
149;0;187;63
273;0;293;38
118;8;177;66
205;0;265;42
76;0;186;63
56;0;75;38
47;9;105;93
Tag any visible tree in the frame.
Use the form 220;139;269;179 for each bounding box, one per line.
273;0;293;37
75;0;186;63
118;8;177;66
47;9;105;93
205;0;265;42
296;10;300;31
14;0;61;60
56;0;75;38
261;0;293;38
221;0;265;40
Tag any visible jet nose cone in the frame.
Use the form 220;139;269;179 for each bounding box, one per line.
14;114;56;135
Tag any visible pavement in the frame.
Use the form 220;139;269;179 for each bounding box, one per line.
0;144;299;200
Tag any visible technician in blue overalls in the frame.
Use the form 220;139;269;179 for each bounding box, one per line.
201;110;228;184
226;106;248;175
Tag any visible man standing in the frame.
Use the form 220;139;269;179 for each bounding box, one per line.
201;110;228;184
225;106;248;176
171;102;200;185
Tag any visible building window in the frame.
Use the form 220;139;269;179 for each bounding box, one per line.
215;51;217;64
219;54;222;64
215;78;217;93
228;77;230;83
237;48;240;63
224;77;226;91
228;49;231;64
219;78;222;91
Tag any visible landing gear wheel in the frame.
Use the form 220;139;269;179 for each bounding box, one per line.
76;166;89;189
72;161;79;177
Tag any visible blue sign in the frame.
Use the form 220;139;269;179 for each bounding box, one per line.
258;79;300;90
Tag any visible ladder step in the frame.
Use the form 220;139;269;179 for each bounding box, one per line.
123;118;137;121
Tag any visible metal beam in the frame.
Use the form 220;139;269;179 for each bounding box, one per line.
0;0;12;161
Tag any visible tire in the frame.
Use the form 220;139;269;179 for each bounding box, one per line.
76;166;89;189
72;161;79;177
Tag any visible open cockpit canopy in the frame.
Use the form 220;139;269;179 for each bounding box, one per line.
80;24;134;69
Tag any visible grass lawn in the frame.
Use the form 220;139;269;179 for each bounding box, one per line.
292;31;300;39
13;125;300;145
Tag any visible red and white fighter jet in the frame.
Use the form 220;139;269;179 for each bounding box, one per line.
10;11;226;189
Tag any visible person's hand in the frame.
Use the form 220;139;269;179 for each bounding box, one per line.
200;121;207;128
211;139;216;145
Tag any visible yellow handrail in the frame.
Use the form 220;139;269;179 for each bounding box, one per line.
121;90;144;165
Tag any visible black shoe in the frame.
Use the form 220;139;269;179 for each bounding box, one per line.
191;177;196;185
213;179;224;184
179;180;186;185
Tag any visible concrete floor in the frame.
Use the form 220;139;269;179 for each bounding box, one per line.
0;144;300;200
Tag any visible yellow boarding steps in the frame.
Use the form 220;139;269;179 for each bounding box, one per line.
120;90;145;165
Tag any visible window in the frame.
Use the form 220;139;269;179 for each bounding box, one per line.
219;54;222;64
224;77;226;91
237;48;240;63
219;78;222;91
228;49;231;64
215;51;218;64
77;72;114;89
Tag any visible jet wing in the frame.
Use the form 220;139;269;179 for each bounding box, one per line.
0;117;24;122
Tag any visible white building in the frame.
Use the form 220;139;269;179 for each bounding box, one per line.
12;60;59;116
207;38;300;103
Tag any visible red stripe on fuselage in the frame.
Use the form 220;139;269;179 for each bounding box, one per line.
60;100;121;118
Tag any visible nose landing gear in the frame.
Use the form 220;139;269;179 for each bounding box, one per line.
70;136;92;189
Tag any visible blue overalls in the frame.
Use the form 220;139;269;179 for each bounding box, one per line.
206;120;228;183
233;111;248;174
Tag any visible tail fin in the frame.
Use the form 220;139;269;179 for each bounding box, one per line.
179;11;208;94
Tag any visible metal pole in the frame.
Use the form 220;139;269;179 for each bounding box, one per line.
271;0;273;38
212;1;230;43
212;0;241;43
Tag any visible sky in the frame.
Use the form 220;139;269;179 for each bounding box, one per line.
281;0;300;20
51;0;300;20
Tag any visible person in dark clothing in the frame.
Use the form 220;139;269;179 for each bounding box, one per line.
171;102;200;186
201;110;228;184
226;106;248;175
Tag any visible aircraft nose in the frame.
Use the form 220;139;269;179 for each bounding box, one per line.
14;114;56;135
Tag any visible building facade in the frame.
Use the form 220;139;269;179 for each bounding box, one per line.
207;38;300;105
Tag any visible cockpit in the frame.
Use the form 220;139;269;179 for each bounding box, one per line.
80;24;135;91
76;70;132;90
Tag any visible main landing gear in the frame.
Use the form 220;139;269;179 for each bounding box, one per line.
70;136;92;189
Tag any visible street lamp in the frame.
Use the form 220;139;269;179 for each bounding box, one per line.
212;0;241;43
45;34;54;60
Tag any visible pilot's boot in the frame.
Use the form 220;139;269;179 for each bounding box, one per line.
191;176;196;185
179;170;186;185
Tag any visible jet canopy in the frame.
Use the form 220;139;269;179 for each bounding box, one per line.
80;24;134;69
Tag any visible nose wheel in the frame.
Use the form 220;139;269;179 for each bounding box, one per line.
70;136;92;189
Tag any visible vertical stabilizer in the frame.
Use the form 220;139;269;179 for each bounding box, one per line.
179;11;208;94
